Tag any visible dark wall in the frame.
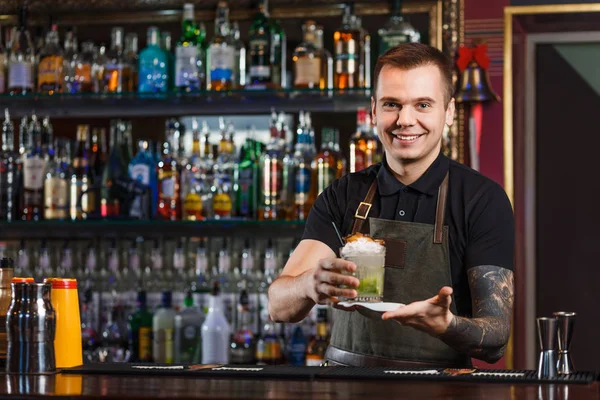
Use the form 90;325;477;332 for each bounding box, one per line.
535;43;600;373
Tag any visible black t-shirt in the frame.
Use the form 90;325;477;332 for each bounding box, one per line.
301;152;515;317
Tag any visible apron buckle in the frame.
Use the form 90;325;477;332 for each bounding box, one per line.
354;202;372;220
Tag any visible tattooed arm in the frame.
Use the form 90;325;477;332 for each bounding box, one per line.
438;265;514;363
381;265;514;364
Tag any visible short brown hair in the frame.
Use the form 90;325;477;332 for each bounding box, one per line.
373;43;454;107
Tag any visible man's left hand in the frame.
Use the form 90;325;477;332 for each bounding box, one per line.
381;286;455;337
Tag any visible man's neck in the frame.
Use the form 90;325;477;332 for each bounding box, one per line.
385;150;440;186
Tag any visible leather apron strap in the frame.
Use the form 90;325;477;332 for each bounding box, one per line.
351;172;450;242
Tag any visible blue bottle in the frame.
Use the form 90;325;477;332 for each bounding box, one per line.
288;326;307;366
129;140;158;218
138;26;169;93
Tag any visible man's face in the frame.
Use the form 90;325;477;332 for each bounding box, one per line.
371;64;455;166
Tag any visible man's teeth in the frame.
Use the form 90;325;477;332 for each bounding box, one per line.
396;135;421;140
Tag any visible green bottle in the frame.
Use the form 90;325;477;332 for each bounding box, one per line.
175;3;203;91
234;134;259;219
128;290;154;362
270;19;286;88
248;0;272;87
377;0;421;55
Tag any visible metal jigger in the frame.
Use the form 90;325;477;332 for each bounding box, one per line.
554;311;576;375
536;317;558;379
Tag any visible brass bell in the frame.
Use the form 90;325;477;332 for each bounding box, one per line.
455;60;500;103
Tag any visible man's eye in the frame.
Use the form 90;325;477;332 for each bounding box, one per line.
383;102;398;108
417;103;431;109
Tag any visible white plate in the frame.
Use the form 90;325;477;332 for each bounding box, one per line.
337;301;405;313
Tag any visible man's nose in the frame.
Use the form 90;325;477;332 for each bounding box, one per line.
396;106;416;127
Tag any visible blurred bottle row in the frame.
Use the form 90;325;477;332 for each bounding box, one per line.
0;235;331;366
0;107;381;222
0;0;420;95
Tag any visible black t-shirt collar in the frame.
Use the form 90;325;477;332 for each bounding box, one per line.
377;152;450;196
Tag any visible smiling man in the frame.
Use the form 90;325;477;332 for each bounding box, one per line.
268;43;515;367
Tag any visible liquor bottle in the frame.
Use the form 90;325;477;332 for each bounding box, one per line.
101;121;126;217
120;120;134;167
74;41;95;93
271;18;286;89
349;108;378;173
258;110;285;220
191;239;211;313
40;116;54;161
174;291;204;363
305;308;329;365
288;325;307;366
103;27;132;93
129;140;158;218
159;32;175;91
15;240;30;278
182;119;203;221
201;282;231;364
292;112;316;221
175;3;202;92
234;130;258;219
70;125;92;219
138;27;169;93
239;238;259;333
172;238;188;308
81;287;99;361
35;240;53;280
152;291;176;364
207;1;235;91
157;139;180;220
90;127;107;185
334;3;364;89
56;240;73;277
8;5;35;95
148;239;167;310
125;33;139;92
256;320;281;365
62;28;76;93
0;109;17;221
230;22;246;89
315;24;334;91
217;238;235;325
44;137;70;220
293;21;332;90
248;0;272;89
229;288;256;364
37;24;64;95
314;127;346;196
20;115;46;221
211;119;234;219
128;290;153;362
0;26;6;94
280;113;295;220
378;0;421;55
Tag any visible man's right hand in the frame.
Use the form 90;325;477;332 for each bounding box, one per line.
304;258;360;306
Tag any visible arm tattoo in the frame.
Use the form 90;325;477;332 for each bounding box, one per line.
439;265;514;363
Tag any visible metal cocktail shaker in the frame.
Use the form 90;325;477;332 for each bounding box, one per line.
536;317;558;379
0;258;14;369
553;311;576;375
6;282;56;374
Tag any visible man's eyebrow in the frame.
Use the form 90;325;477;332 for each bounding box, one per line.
377;96;438;103
378;96;401;102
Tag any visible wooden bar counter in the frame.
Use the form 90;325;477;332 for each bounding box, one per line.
0;371;597;399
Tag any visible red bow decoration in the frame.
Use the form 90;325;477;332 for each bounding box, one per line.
456;44;491;71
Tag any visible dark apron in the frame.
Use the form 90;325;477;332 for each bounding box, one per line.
325;172;472;368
